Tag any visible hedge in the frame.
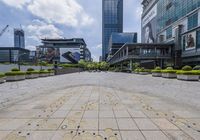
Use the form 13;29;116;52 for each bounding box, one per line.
182;65;192;71
26;71;40;75
152;67;162;73
5;71;26;76
177;70;200;75
0;73;5;78
39;70;50;74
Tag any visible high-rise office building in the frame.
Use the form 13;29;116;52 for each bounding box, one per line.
102;0;123;61
141;0;200;66
14;29;25;49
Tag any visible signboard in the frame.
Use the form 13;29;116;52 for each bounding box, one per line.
60;48;80;63
183;31;196;50
142;4;157;43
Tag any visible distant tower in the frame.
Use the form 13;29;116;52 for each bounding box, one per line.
102;0;123;61
14;29;25;48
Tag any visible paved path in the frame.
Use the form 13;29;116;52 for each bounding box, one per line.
0;72;200;139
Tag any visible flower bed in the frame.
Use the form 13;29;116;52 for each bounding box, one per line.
48;69;55;76
26;68;40;79
5;68;26;81
176;66;200;81
0;73;5;84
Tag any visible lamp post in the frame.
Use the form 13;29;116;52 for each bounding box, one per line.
16;53;26;70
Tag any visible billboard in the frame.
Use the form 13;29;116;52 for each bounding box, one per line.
60;48;80;63
142;4;157;43
183;31;196;50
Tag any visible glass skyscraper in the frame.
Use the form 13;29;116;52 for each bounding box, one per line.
14;29;25;49
102;0;123;61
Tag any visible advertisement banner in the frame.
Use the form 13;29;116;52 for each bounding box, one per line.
141;4;157;43
60;48;80;63
185;31;196;50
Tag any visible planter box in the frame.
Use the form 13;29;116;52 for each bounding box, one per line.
39;73;49;77
49;73;55;76
177;75;199;81
0;77;6;84
139;72;149;75
6;75;26;81
26;74;39;79
152;72;162;77
162;73;177;78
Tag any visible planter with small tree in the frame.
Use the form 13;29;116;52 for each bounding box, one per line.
151;67;162;77
5;68;26;81
161;67;177;78
0;73;5;84
177;66;200;81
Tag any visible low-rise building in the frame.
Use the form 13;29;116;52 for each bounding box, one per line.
38;38;92;64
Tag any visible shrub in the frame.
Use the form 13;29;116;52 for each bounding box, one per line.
177;70;200;75
0;73;5;78
193;65;200;70
162;67;177;73
11;68;20;72
27;68;35;72
39;69;49;74
152;67;162;73
139;67;151;73
182;65;192;71
26;70;40;75
5;71;26;76
166;67;174;70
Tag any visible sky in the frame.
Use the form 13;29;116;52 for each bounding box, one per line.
0;0;142;61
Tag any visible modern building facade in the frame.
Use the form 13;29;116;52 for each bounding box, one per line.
38;38;92;64
141;0;200;67
0;47;30;63
108;32;137;56
14;29;25;49
102;0;123;61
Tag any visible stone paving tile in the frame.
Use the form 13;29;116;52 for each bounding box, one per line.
120;131;146;140
99;118;118;130
50;110;69;118
99;130;121;140
134;118;159;130
128;110;147;118
117;118;138;130
80;119;98;130
142;131;170;140
152;118;179;130
67;111;84;119
113;110;131;118
99;110;115;118
0;131;11;140
163;130;194;140
59;118;81;130
0;119;29;130
83;111;98;119
36;119;63;131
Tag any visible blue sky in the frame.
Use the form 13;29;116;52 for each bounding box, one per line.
0;0;142;61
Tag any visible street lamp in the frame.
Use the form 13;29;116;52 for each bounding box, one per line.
16;53;27;70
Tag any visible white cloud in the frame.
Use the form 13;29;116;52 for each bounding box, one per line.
26;19;63;40
0;0;30;9
27;0;94;27
95;44;102;49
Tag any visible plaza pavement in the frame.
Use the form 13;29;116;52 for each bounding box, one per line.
0;72;200;139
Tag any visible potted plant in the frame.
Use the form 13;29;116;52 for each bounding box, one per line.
161;67;177;78
26;68;40;79
0;73;5;84
39;69;49;77
5;68;26;81
151;67;162;77
177;66;200;81
139;67;150;75
134;68;140;74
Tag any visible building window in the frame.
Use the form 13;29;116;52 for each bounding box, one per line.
197;30;200;49
166;26;172;39
188;13;198;30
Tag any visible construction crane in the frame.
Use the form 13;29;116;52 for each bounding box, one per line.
0;25;9;37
